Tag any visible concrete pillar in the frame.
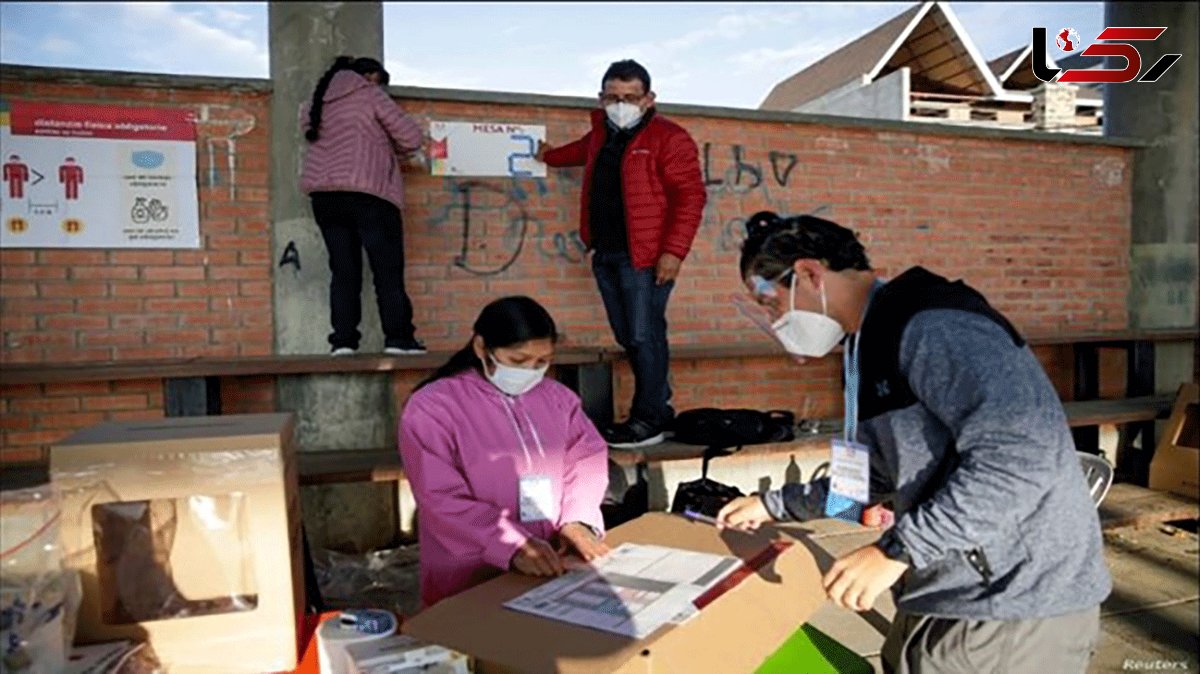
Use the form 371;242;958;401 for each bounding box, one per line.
1032;83;1078;131
268;2;397;552
1105;1;1198;395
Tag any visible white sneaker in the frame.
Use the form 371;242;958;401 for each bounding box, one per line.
383;346;426;356
331;347;356;356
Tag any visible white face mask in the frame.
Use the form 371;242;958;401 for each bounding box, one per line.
771;272;846;358
485;353;548;396
605;102;644;129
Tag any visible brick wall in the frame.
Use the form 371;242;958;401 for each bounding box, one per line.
0;67;1135;460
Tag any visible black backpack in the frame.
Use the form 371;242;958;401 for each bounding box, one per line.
669;409;797;518
671;408;796;447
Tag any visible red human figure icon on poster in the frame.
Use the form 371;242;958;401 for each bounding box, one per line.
3;154;30;199
59;157;84;200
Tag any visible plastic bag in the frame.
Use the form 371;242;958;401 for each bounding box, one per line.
311;546;419;619
1;480;80;674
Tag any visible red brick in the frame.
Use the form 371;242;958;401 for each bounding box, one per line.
43;315;110;331
82;394;150;411
79;331;145;347
2;266;68;280
107;409;165;422
1;282;37;298
4;298;74;314
208;265;269;281
142;266;207;281
37;250;108;265
10;397;80;413
40;282;108;298
0;251;36;265
39;347;114;363
77;299;143;314
113;346;180;359
208;203;265;219
72;266;138;280
144;298;209;313
45;385;112;402
146;329;211;345
239;281;272;297
109;251;175;265
111;282;174;298
3;430;72;448
176;280;239;297
36;412;107;429
112;314;178;330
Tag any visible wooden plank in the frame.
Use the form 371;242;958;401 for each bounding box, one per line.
1100;483;1200;531
1063;395;1174;427
0;347;605;385
600;329;1198;362
297;448;404;486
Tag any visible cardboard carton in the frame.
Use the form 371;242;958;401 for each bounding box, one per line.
402;513;825;674
51;413;304;673
1149;382;1199;499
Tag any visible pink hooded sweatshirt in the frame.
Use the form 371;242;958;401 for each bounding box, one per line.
398;369;609;609
299;70;423;211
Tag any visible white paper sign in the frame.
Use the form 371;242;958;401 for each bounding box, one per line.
428;120;546;178
1;101;200;249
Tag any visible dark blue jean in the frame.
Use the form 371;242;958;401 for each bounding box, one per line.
592;250;674;428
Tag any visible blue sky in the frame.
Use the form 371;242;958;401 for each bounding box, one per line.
0;2;1103;108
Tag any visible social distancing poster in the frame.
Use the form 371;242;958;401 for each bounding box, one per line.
0;100;200;249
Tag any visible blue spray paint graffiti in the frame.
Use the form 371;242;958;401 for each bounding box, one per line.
424;143;828;273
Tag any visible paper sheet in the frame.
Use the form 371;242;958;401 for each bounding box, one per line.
503;544;742;639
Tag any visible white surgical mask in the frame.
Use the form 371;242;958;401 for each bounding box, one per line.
771;272;846;358
605;102;644;129
485;353;548;396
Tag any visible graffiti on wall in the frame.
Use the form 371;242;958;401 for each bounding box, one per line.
196;104;256;199
422;142;826;275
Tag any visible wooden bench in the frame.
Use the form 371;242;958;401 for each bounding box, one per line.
1;347;608;417
293;393;1177;487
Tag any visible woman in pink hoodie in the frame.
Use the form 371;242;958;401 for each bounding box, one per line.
399;297;611;608
300;56;426;357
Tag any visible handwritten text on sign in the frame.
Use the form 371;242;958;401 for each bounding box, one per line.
429;120;546;178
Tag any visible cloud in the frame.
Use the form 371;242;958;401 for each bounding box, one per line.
113;2;267;75
38;35;79;55
584;7;807;75
385;59;485;91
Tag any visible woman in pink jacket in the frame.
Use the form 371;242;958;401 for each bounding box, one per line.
301;56;425;356
399;296;611;608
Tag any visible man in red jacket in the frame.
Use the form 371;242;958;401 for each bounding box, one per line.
538;60;706;448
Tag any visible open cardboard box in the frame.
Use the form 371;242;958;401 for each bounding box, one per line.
51;413;305;674
1149;382;1200;500
402;512;826;674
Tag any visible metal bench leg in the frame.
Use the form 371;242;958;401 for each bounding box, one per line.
1126;340;1156;486
1071;344;1100;454
164;376;222;416
558;362;614;427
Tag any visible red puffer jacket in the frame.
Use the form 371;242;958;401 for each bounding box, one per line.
543;109;707;270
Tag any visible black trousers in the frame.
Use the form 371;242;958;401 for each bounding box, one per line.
310;191;416;350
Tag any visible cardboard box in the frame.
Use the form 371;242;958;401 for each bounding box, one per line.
51;413;304;673
402;513;825;674
1149;383;1199;500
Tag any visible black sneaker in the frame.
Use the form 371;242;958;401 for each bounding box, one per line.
384;339;427;356
602;418;666;449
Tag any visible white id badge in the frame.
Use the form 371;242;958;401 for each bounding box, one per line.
829;439;871;505
518;475;555;523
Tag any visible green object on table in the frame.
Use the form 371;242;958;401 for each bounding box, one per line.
756;623;873;674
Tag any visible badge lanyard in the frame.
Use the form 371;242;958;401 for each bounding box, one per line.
825;279;885;521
